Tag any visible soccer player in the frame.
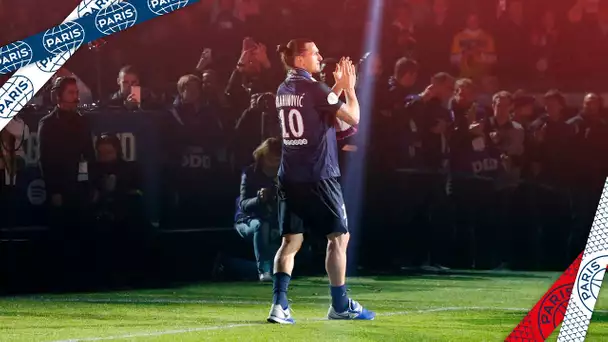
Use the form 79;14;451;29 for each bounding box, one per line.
267;39;375;324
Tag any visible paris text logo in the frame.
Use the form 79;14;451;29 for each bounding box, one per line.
537;284;572;340
577;254;608;313
77;0;120;18
148;0;190;16
42;22;86;55
0;76;34;119
0;41;33;75
36;51;73;73
95;2;138;35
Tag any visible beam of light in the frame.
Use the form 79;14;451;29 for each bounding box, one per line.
342;0;385;276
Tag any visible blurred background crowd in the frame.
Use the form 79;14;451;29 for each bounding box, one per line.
1;0;608;290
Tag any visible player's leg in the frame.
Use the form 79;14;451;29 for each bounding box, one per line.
272;233;303;307
326;231;350;310
318;178;375;320
267;182;306;324
267;235;304;324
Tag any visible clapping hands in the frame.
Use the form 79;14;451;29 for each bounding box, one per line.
333;57;357;91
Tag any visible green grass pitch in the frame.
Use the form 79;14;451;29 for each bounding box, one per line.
2;271;608;341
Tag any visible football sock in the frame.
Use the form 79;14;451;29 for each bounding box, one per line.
330;284;349;312
272;272;291;310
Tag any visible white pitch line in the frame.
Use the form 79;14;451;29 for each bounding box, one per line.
44;306;542;342
3;297;606;341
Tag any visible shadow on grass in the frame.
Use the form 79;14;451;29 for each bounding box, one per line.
1;269;558;300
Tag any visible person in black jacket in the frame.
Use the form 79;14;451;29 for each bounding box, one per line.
38;76;97;212
234;137;281;282
37;76;97;286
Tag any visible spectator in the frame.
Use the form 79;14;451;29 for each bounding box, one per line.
387;58;419;114
169;74;232;228
450;78;488;132
30;68;94;107
530;89;575;270
529;9;564;83
418;0;458;80
393;72;455;270
92;133;144;228
449;79;504;270
38;77;97;212
382;3;418;62
37;76;97;285
566;93;608;256
200;69;234;128
403;72;455;171
234;137;281;282
495;0;531;83
575;0;608;87
0;117;29;226
512;91;539;130
91;133;146;283
487;90;526;269
171;74;225;136
233;92;280;169
0;117;29;186
531;89;575;187
209;0;247;55
108;65;158;110
224;38;274;112
374;58;418;172
511;91;540;179
450;12;497;82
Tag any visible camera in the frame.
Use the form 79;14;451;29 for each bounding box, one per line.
250;92;276;112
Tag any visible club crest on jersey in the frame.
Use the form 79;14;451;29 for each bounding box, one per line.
0;42;33;74
0;75;34;119
42;22;85;55
576;254;608;312
95;2;138;35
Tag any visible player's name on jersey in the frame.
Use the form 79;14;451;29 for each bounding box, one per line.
276;94;304;108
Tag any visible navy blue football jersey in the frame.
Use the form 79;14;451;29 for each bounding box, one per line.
275;68;345;182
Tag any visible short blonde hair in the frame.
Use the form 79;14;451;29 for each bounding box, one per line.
177;74;201;94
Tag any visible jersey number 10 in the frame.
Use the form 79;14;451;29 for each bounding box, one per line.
279;109;304;139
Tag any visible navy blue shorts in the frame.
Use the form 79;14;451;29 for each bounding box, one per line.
277;177;349;237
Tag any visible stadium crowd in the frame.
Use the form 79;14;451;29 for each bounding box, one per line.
1;0;608;285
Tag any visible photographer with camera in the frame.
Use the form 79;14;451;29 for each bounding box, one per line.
233;92;280;169
234;137;281;282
